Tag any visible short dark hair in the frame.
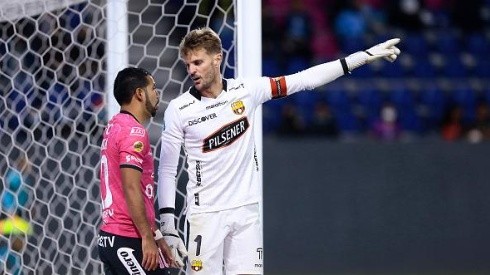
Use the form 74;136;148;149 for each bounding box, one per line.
179;27;222;57
113;67;151;105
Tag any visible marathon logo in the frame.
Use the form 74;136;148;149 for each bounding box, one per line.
206;100;228;110
179;100;195;110
117;247;145;274
188;113;217;126
202;117;249;153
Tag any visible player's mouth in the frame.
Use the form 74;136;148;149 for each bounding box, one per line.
192;76;201;83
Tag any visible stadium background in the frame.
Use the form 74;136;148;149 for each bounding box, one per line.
262;0;490;274
1;0;490;274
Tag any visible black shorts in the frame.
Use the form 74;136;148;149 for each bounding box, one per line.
98;230;174;275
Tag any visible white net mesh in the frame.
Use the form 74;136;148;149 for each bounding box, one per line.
0;0;236;274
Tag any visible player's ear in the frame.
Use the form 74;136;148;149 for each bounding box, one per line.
214;52;222;67
135;87;145;102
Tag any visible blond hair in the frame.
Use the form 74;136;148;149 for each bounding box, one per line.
179;27;222;57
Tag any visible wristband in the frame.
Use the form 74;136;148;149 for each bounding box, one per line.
340;58;349;75
154;229;164;241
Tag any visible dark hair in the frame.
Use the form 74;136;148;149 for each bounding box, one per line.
113;67;151;105
179;27;222;57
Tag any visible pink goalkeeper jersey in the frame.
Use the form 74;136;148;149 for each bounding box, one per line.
99;111;156;238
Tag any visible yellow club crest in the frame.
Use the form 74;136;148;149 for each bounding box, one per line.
231;100;245;115
133;141;144;152
191;259;203;271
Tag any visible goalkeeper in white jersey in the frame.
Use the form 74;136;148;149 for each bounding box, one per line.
157;27;400;274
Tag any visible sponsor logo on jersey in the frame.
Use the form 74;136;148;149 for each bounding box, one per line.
231;100;245;115
205;100;228;110
188;113;217;126
253;147;259;171
179;100;196;110
191;259;203;271
117;247;145;274
126;154;143;164
196;161;202;186
194;193;200;206
229;83;244;91
257;247;263;260
202;117;249;153
101;138;108;150
104;123;114;135
102;208;114;221
97;234;115;247
130;127;145;137
255;247;263;267
145;183;154;199
133;141;144;152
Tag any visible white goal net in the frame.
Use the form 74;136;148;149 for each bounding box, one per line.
0;0;239;274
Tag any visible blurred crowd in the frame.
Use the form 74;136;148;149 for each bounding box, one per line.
3;0;490;144
261;0;490;143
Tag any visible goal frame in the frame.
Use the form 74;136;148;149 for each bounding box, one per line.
104;0;264;269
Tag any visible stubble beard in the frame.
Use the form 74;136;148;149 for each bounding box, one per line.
196;68;217;93
144;90;158;117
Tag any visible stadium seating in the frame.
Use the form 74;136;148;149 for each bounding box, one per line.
419;84;447;132
260;0;490;139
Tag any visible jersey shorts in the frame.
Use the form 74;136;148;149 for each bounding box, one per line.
98;230;170;275
185;203;263;275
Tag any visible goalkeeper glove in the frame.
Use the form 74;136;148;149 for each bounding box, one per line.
160;213;188;267
345;38;401;72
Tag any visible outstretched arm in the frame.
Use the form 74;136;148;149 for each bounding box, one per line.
269;38;401;98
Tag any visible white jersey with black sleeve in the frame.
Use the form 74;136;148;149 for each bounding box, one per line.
157;59;346;215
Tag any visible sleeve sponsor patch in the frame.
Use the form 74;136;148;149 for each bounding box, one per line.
130;127;145;137
125;153;143;165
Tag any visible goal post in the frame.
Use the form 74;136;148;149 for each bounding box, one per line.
106;0;128;118
235;0;263;262
0;0;262;274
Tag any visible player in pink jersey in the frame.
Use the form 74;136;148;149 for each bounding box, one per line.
98;67;177;274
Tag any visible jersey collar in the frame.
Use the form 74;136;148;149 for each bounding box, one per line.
189;79;228;100
120;110;140;124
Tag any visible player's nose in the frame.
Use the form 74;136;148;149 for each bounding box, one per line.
187;64;197;75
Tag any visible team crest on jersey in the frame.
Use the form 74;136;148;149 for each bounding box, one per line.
231;100;245;115
133;141;144;152
191;259;203;271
